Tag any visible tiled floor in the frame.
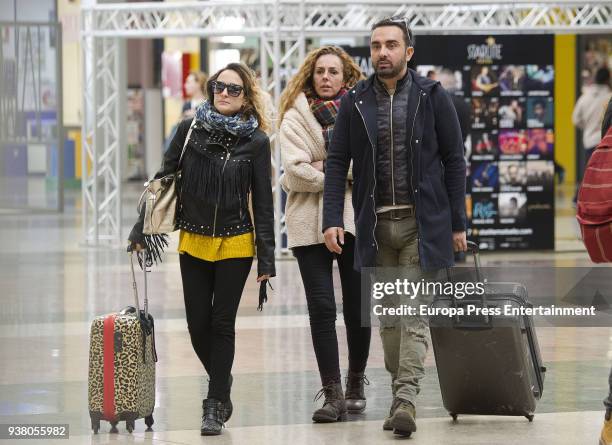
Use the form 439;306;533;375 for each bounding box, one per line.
0;183;610;444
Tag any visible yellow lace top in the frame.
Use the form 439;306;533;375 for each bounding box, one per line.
178;230;255;262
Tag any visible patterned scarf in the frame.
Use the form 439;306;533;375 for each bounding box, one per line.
307;88;348;150
195;99;259;138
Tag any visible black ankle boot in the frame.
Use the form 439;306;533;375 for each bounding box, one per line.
201;398;225;436
345;371;369;413
312;382;347;423
223;375;233;423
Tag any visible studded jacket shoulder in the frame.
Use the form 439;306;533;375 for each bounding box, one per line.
128;118;276;277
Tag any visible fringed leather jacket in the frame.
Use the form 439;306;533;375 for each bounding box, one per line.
129;117;276;278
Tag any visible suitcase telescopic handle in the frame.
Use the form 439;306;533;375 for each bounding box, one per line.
466;240;483;282
449;241;482;279
129;251;149;319
446;240;489;325
466;240;479;253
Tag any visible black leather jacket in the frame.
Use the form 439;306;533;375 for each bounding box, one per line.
129;118;276;277
373;73;415;207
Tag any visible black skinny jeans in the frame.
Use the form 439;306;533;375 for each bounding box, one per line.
606;367;612;413
179;253;253;401
293;233;371;385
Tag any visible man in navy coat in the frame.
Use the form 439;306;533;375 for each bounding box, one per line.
323;17;467;437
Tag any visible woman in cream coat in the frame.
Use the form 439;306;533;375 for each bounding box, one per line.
279;46;371;423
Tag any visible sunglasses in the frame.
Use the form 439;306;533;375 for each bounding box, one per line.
388;16;413;47
211;80;244;97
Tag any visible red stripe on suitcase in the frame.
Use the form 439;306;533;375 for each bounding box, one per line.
103;315;116;421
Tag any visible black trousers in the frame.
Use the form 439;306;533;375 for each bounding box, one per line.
179;253;253;401
293;234;371;385
606;366;612;413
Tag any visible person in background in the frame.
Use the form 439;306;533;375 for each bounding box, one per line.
572;67;611;203
278;46;372;423
602;96;612;140
255;70;278;134
182;71;208;119
164;71;209;153
438;70;470;145
594;96;612;445
439;69;470;263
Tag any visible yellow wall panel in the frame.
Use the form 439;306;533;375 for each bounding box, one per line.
58;0;82;127
190;53;201;73
554;34;577;183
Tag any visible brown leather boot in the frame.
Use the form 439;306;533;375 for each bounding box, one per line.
390;399;417;437
383;398;400;431
312;382;347;423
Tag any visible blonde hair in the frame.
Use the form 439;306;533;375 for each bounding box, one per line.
279;46;364;122
188;70;208;97
207;63;270;133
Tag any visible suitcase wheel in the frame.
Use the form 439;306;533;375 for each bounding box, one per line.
91;419;100;434
110;421;119;434
525;415;534;422
450;413;458;422
145;414;154;431
126;420;135;433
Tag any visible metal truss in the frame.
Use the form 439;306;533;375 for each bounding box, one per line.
82;1;612;38
277;1;612;35
260;27;306;255
81;30;121;245
81;1;276;38
81;0;612;249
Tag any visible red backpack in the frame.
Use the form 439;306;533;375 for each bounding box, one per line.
576;127;612;262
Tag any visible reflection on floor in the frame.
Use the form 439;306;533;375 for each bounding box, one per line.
0;183;610;444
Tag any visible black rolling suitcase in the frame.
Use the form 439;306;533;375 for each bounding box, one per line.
429;241;546;422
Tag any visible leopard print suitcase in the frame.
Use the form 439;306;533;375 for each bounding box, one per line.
88;310;157;433
88;253;157;434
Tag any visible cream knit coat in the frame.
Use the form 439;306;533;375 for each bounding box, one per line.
279;92;355;249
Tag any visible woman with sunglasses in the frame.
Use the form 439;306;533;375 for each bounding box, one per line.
278;46;371;422
128;63;275;436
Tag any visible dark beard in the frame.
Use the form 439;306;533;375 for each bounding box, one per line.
375;61;406;79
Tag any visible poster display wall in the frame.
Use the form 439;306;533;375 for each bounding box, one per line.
414;35;555;250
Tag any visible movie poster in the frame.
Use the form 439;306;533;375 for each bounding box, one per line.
415;35;555;250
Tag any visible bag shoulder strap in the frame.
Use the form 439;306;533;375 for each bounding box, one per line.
177;118;197;168
137;119;197;211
